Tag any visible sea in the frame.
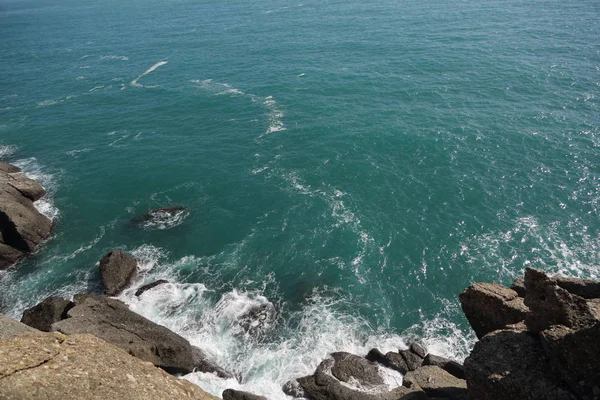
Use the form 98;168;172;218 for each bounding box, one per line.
0;0;599;397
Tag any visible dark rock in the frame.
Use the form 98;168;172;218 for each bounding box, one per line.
510;277;526;297
403;366;467;400
523;268;597;333
192;347;234;380
464;329;573;400
0;242;24;269
0;162;21;173
329;352;383;386
459;282;530;338
99;250;138;296
236;302;277;336
409;343;427;359
135;280;169;297
398;349;423;371
423;354;465;380
365;348;387;364
365;348;422;374
132;207;188;223
222;389;267;400
20;296;74;331
382;352;409;374
540;322;600;397
51;294;196;374
554;275;600;299
282;379;306;398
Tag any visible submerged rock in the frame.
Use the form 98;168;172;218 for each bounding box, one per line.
236;302;277;337
99;250;138;296
132;206;189;229
0;331;219;400
192;346;235;379
135;279;170;297
20;296;75;332
0;163;52;269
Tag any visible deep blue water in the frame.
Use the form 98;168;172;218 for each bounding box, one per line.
1;0;599;397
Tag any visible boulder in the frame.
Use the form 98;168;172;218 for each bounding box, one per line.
329;352;383;386
99;250;138;296
409;343;427;358
5;171;46;201
403;366;467;400
0;242;25;269
423;354;465;380
20;296;75;331
554;275;600;299
0;332;219;400
464;329;573;400
192;346;235;379
459;282;530;338
135;279;170;297
0;313;39;339
365;346;423;374
223;389;267;400
523;268;597;333
510;277;526;297
51;294;196;373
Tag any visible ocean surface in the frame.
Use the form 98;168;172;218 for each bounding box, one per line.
1;0;599;397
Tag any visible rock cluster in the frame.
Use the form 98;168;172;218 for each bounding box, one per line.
0;161;52;269
460;267;600;399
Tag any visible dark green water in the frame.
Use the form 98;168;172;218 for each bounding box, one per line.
1;0;599;396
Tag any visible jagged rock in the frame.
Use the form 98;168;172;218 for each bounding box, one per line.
0;168;52;269
0;332;219;400
50;294;196;373
99;250;138;296
0;313;39;339
132;206;188;223
403;366;467;400
237;302;277;336
135;279;169;297
464;329;573;400
409;343;427;358
523;268;597;333
329;352;384;385
459;282;530;338
510;277;526;297
365;347;423;375
540;322;600;397
192;346;235;379
423;354;465;380
554;275;600;299
398;349;423;371
20;296;75;331
223;389;267;400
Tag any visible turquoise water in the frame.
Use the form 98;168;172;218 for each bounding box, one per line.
1;0;599;396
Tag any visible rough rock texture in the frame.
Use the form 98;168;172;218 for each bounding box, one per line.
50;294;196;373
403;366;467;400
0;332;219;400
135;279;169;296
236;302;277;336
0;313;39;339
192;346;235;379
366;345;424;375
0;162;21;173
510;277;526;297
99;250;138;296
20;296;74;331
0;163;52;269
423;354;465;380
329;352;384;385
464;329;572;400
554;275;600;299
459;282;530;338
223;389;268;400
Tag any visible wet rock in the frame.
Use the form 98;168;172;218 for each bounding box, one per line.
423;354;465;380
0;313;39;339
20;296;75;331
459;282;530;338
329;352;384;386
403;366;467;400
464;329;573;400
523;268;597;333
132;206;188;223
192;346;235;379
135;279;169;297
398;349;423;371
409;343;427;358
223;389;267;400
99;250;138;296
237;302;277;336
51;294;196;374
0;332;219;400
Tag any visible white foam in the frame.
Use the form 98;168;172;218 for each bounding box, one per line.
66;148;92;157
131;60;168;87
0;144;17;159
139;208;190;230
12;157;60;221
262;96;286;136
100;55;129;61
38;99;58;107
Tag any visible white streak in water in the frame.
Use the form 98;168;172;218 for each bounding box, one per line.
131;61;168;87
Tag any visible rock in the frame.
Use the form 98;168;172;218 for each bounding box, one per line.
554;275;600;299
540;322;600;397
0;170;52;269
223;389;267;400
132;206;188;223
192;346;235;379
20;296;75;331
459;282;530;338
99;250;138;296
51;294;196;373
398;349;423;371
423;354;465;380
464;329;573;400
0;313;39;339
236;302;277;336
365;348;387;364
0;162;21;173
403;366;467;400
365;347;424;374
329;352;384;386
510;277;526;297
0;332;219;400
523;268;597;333
409;342;427;358
135;279;169;297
